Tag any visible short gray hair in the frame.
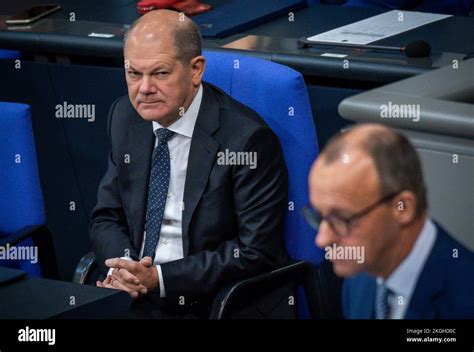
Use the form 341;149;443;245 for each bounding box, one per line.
123;15;202;64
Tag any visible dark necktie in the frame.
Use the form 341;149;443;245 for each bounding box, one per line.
375;283;391;319
143;128;175;260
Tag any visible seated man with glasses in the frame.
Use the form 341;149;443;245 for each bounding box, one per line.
305;124;474;319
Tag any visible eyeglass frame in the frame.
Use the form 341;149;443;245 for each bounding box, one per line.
302;191;401;237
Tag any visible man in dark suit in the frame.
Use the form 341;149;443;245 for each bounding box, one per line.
90;10;290;318
306;124;474;319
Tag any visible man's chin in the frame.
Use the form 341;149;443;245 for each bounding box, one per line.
332;260;363;278
137;108;170;123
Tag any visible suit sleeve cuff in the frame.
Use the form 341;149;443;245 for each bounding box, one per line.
156;265;166;298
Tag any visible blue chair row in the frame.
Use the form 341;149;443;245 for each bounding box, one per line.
0;102;58;279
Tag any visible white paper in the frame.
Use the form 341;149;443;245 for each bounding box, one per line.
88;32;114;38
320;53;347;58
307;10;451;45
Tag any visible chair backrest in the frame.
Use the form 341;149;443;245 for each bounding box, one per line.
203;51;325;318
0;102;44;276
0;50;21;59
203;50;324;267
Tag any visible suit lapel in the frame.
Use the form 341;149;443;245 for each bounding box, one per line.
405;226;444;319
345;274;376;319
128;120;154;252
405;272;443;319
182;84;220;257
358;275;376;318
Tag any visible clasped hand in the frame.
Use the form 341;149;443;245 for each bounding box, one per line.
96;256;159;299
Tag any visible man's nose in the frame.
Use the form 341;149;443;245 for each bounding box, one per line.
315;221;336;249
138;75;155;95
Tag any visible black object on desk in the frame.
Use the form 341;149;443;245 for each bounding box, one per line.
0;267;131;319
297;37;432;58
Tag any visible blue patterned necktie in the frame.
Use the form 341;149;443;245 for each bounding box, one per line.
143;128;175;260
375;283;391;319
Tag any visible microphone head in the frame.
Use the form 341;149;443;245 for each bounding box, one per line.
404;40;431;58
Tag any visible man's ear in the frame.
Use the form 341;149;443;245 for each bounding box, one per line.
392;190;418;226
190;55;206;86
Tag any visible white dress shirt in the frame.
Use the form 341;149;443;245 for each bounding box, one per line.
377;218;437;319
108;84;202;298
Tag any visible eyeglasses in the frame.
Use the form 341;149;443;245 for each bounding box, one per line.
302;191;400;238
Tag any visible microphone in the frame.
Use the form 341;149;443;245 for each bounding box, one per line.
403;40;431;58
297;38;432;58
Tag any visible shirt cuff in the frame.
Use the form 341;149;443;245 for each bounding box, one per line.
107;256;133;277
156;265;166;298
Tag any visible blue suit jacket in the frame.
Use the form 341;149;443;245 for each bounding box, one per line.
343;223;474;319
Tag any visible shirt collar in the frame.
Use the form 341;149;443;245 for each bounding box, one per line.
377;218;437;299
152;84;202;139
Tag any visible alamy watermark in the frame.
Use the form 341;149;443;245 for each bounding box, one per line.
217;149;257;169
325;244;365;264
55;101;95;122
18;326;55;345
0;244;38;264
380;101;420;122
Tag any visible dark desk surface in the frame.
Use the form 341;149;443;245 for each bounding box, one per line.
0;3;473;82
0;268;131;319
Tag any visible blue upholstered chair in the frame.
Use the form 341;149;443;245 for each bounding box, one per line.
0;50;21;59
0;102;58;279
203;50;323;267
202;50;342;319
